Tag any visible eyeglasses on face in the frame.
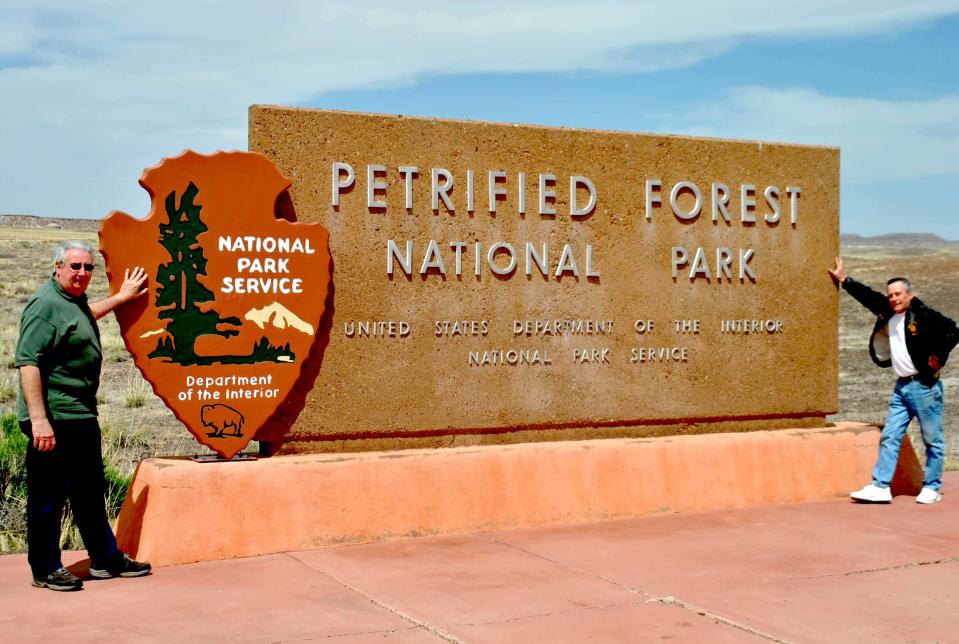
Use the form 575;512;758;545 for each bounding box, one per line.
63;262;95;272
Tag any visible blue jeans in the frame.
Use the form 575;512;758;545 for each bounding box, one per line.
872;378;945;491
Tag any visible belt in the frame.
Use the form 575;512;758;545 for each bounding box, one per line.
898;374;938;385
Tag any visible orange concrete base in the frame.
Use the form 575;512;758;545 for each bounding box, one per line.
116;423;922;566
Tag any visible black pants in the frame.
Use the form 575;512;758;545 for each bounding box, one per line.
21;418;120;577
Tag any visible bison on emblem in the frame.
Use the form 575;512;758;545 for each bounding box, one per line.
201;404;245;438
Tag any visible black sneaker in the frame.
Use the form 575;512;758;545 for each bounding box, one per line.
32;567;83;591
89;553;152;579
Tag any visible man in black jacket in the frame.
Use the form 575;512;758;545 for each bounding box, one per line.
830;258;959;504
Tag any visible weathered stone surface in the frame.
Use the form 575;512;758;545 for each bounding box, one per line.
115;423;902;565
249;106;839;452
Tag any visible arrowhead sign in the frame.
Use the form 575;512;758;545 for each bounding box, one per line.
100;151;331;459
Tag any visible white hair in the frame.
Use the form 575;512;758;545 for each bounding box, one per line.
53;240;95;265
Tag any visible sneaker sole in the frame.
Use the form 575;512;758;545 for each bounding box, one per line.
850;496;891;503
31;579;82;591
916;497;942;504
89;569;152;579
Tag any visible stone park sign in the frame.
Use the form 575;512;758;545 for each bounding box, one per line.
243;106;839;454
100;151;331;459
97;110;839;459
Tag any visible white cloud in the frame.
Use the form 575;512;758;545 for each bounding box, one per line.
1;0;958;219
663;87;959;184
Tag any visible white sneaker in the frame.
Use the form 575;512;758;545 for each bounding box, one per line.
916;487;942;504
850;483;892;503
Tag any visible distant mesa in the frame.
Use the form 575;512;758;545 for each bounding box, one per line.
0;214;100;232
841;233;958;249
245;302;315;336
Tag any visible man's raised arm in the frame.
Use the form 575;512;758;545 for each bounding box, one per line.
89;267;148;320
828;256;889;317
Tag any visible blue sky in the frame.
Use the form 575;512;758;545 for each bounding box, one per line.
2;1;958;238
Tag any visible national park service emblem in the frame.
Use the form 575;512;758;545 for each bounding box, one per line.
99;150;331;459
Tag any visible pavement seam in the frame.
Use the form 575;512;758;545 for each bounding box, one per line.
487;535;656;599
789;555;959;580
266;624;430;643
448;598;648;628
653;596;792;644
283;552;461;643
489;536;789;643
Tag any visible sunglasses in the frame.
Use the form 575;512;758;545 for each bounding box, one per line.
64;262;95;272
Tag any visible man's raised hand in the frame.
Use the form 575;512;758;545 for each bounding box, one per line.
828;257;846;284
119;267;148;302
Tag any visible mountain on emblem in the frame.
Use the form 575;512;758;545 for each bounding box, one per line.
99;150;332;459
245;302;315;336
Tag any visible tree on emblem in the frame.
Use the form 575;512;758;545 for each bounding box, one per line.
149;182;294;365
149;182;242;364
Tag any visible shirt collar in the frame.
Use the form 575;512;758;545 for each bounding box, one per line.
49;275;89;305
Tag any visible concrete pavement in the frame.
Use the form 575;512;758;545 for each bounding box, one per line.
2;471;957;643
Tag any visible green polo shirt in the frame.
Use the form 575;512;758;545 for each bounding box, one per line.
15;277;102;421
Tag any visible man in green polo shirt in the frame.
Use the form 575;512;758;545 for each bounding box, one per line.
16;240;150;591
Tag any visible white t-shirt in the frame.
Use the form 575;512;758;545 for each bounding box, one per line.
888;313;918;377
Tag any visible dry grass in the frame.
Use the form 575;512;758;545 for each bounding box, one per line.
122;367;150;408
0;369;16;403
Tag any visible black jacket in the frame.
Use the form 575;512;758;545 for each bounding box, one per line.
842;277;959;385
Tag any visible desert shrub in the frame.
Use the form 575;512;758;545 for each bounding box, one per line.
100;327;129;363
101;416;150;463
0;330;19;372
121;367;152;409
0;369;17;403
103;462;131;518
0;412;133;553
0;413;28;551
0;414;27;500
57;513;82;551
124;385;147;409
